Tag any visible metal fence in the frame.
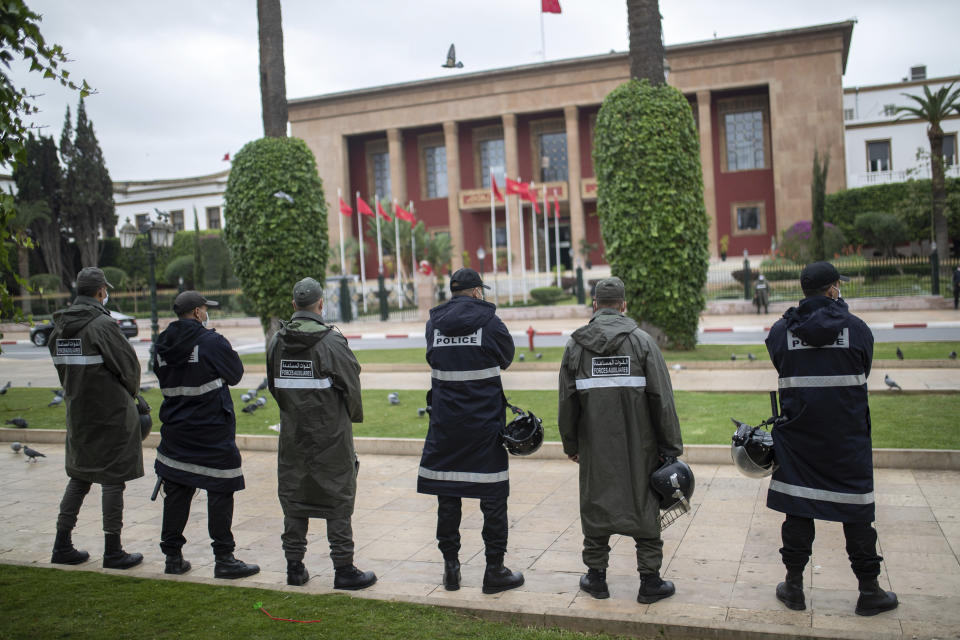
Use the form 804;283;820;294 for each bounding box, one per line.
705;255;960;302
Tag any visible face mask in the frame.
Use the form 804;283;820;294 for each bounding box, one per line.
201;311;209;328
103;292;109;305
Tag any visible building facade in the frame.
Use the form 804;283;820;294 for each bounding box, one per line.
843;70;960;189
113;170;229;234
289;21;852;275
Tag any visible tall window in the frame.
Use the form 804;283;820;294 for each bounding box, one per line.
944;133;957;168
206;206;221;230
539;132;568;182
424;145;448;198
170;210;184;231
866;140;891;172
134;213;149;230
724;111;765;171
731;201;766;236
372;151;390;198
480;138;505;188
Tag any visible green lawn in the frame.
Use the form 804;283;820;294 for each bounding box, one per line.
238;341;960;367
4;387;957;449
0;565;625;640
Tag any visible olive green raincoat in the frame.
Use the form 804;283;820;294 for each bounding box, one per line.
558;309;683;539
267;311;363;519
48;296;143;484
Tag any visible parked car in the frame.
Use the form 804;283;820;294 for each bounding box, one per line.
30;311;139;346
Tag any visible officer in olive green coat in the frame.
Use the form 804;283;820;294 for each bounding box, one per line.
266;277;376;591
558;277;683;603
47;267;144;570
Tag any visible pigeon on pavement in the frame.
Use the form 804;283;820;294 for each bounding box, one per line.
535;353;542;360
10;442;22;453
884;374;902;391
5;418;28;428
388;392;400;405
747;352;757;361
896;347;904;360
730;354;737;361
518;353;525;362
950;351;957;360
257;378;268;392
0;381;10;395
241;391;255;403
48;394;64;407
139;385;154;393
242;397;267;414
23;446;46;462
53;388;64;398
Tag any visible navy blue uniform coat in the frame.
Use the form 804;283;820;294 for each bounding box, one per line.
417;295;515;499
765;296;875;522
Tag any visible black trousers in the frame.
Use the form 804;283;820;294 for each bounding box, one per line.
159;479;236;557
780;514;882;580
56;478;126;536
281;515;355;568
436;495;507;562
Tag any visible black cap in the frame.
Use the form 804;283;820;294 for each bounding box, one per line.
76;267;113;291
594;276;625;302
450;268;490;292
173;291;219;316
293;277;323;308
800;261;850;291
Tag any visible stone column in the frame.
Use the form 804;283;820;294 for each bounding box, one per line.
387;128;406;206
443;120;463;271
564;105;585;267
502;113;522;270
696;90;718;257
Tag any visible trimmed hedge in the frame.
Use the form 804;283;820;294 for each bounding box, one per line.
529;286;565;306
593;79;709;349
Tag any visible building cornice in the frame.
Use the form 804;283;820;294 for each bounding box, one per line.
112;169;230;195
844;74;960;94
845;113;960;130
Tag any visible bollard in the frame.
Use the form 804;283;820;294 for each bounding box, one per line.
526;325;536;352
743;253;752;301
575;266;586;305
339;277;352;323
377;273;389;321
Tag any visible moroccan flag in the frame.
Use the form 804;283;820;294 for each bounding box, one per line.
222;152;230;161
523;187;541;214
357;197;374;217
505;178;528;197
377;200;392;221
395;204;415;222
552;193;560;219
542;0;561;14
338;197;353;216
491;176;505;202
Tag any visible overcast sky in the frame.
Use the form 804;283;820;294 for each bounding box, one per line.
6;0;959;182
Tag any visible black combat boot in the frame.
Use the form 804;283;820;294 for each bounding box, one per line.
164;553;191;575
102;533;143;570
482;555;524;594
443;556;461;591
51;528;90;565
334;565;377;590
855;578;898;616
579;568;610;599
775;569;805;610
637;573;675;604
286;559;310;586
214;553;260;579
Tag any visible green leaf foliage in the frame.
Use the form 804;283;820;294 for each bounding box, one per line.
223;137;328;332
529;286;565;305
593;79;709;349
853;212;908;258
163;255;194;288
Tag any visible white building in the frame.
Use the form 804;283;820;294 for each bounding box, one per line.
112;169;228;234
844;67;960;189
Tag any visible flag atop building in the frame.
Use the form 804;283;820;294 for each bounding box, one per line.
542;0;561;14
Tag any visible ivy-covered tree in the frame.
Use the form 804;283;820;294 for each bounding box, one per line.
811;150;830;261
592;0;709;349
60;98;115;267
223;137;328;336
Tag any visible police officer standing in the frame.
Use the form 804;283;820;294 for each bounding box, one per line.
754;274;770;314
417;268;523;594
153;291;259;579
558;277;684;603
765;261;897;616
267;277;376;590
48;267;144;569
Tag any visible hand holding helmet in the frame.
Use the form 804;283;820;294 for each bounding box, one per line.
501;402;544;456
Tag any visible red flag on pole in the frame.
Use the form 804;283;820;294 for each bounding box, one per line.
552;193;560;219
505;178;529;197
377;199;392;221
542;0;561;14
222;152;230;162
491;176;505;202
395;203;415;222
338;197;353;216
523;188;541;214
357;197;374;217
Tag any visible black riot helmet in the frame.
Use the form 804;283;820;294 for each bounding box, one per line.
502;403;544;456
730;418;777;478
650;458;695;509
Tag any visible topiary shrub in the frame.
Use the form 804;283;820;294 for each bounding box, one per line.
223;137;328;335
593;79;709;349
28;272;62;293
163;255;194;288
100;266;129;289
853;211;909;258
778;221;847;264
529;286;565;306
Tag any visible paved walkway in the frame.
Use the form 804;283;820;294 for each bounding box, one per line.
2;445;958;639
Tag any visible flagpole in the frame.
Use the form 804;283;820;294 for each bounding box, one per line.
540;5;546;62
505;185;514;305
517;184;527;303
489;172;498;304
393;198;403;309
409;201;416;286
529;179;539;287
375;194;384;275
554;197;562;287
542;184;551;286
337;188;346;276
356;191;367;313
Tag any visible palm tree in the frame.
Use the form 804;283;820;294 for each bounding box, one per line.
896;82;960;256
626;0;665;84
11;200;51;315
257;0;287;138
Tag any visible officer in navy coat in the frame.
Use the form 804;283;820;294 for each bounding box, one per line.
417;268;524;594
765;262;897;617
154;291;259;580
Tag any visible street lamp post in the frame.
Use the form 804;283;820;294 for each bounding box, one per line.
476;246;487;280
119;210;174;373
